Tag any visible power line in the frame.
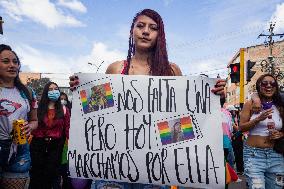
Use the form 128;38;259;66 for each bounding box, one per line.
187;67;227;76
0;16;3;35
257;22;284;80
170;23;265;51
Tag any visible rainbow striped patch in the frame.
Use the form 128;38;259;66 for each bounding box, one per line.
157;121;172;145
180;117;195;140
157;116;195;145
103;83;114;107
80;82;114;114
80;90;88;113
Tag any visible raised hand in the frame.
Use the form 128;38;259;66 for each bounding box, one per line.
256;108;274;122
211;79;226;98
69;75;79;91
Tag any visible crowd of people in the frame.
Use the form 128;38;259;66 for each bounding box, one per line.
0;8;283;189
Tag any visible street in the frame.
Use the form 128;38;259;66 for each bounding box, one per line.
228;175;247;189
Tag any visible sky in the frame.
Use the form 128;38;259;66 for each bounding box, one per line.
1;0;284;86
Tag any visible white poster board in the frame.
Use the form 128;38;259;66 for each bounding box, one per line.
68;73;225;188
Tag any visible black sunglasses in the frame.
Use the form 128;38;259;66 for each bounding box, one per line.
260;81;277;88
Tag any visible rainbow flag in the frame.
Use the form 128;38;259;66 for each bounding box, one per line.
103;83;114;107
80;90;88;113
180;117;195;140
157;121;172;145
225;162;238;184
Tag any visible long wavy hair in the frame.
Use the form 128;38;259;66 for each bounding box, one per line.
0;44;32;106
125;9;174;76
256;73;284;131
38;82;64;123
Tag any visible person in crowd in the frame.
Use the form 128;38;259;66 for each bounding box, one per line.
59;92;93;189
29;82;70;189
221;107;234;167
240;74;284;189
60;92;72;114
51;92;72;189
70;9;226;189
228;106;244;175
221;105;240;188
0;44;38;189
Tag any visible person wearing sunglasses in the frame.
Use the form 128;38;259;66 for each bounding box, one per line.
239;74;284;189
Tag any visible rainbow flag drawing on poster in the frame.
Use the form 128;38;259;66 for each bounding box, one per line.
157;116;195;145
80;82;114;114
180;117;195;140
157;121;172;145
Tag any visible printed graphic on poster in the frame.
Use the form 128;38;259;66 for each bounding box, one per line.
68;73;225;188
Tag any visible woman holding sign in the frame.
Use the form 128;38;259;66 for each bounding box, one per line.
240;74;284;189
70;9;226;189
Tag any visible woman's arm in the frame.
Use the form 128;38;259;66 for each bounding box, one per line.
251;93;262;113
232;122;239;132
211;79;226;98
239;101;258;132
239;101;273;132
23;108;38;137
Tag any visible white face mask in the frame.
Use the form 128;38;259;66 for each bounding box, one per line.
61;99;67;105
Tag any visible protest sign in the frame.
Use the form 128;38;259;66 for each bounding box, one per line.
68;73;225;188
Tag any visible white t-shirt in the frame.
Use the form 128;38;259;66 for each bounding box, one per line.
0;87;37;140
250;105;283;136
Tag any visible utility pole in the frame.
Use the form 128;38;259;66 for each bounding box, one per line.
258;22;284;77
0;16;4;35
240;48;245;109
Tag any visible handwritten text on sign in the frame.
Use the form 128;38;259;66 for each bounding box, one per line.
68;74;225;188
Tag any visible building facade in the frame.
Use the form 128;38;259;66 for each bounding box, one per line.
226;40;284;107
19;72;41;85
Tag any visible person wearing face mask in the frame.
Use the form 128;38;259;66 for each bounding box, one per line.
29;82;70;189
60;92;72;114
53;92;74;189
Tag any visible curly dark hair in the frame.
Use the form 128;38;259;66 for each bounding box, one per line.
125;9;174;76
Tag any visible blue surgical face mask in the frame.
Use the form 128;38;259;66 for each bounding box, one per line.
48;90;60;101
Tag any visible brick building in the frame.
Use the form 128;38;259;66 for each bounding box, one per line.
19;72;72;100
226;40;284;107
19;72;41;85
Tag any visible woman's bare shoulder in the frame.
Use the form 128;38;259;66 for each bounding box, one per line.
244;100;253;109
169;62;182;76
105;60;125;74
240;100;253;118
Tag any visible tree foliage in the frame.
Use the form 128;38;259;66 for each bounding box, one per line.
26;77;50;97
